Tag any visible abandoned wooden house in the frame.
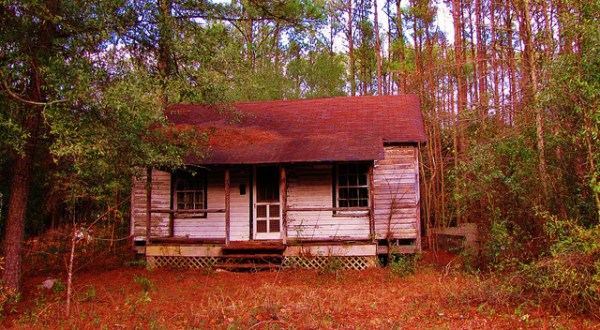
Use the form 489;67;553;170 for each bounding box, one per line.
131;95;427;270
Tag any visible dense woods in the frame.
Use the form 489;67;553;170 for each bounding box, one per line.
1;0;599;312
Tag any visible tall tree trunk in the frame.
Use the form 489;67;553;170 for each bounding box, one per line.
556;0;572;55
450;0;466;224
490;0;501;119
2;61;43;292
518;0;548;199
395;0;406;94
475;0;487;118
373;0;383;95
506;4;517;124
347;0;357;96
157;0;176;107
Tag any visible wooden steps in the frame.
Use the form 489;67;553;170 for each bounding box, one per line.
216;241;285;271
220;254;283;259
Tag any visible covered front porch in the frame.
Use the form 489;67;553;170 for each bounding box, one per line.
131;145;421;270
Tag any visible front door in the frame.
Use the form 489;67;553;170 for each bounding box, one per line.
254;166;281;240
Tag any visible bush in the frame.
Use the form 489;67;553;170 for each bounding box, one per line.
388;254;419;277
0;258;20;318
482;220;529;271
486;215;600;317
517;217;600;316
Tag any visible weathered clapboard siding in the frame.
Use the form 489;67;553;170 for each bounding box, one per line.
132;149;421;244
286;165;370;240
131;169;172;240
373;146;420;239
173;167;250;240
132;167;251;241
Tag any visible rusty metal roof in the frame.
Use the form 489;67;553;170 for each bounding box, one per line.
167;95;427;164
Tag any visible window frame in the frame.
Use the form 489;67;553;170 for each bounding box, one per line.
333;162;370;216
173;170;208;218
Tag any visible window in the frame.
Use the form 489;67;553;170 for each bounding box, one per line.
336;163;370;209
174;170;207;217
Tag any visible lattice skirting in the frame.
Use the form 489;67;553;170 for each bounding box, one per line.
282;256;377;270
147;256;218;269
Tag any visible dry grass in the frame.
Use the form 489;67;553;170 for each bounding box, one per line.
2;260;599;329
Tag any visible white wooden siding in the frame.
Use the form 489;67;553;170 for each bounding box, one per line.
286;165;370;240
174;167;250;240
131;167;251;241
131;149;421;243
373;146;419;239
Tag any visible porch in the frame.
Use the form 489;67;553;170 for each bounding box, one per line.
142;239;383;271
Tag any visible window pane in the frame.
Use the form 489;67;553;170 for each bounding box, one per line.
337;163;370;209
269;204;280;218
175;171;206;213
338;188;345;199
358;175;367;186
256;220;267;233
359;188;368;199
257;205;267;218
257;166;279;202
194;193;202;209
339;175;347;186
269;219;280;232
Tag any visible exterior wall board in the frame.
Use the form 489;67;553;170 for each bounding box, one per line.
373;146;420;239
131;169;171;239
286;165;370;240
132;149;421;244
173;167;250;240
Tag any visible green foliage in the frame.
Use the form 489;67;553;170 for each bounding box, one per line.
286;47;347;99
82;285;96;302
482;220;528;271
51;278;65;294
454;129;540;225
515;216;600;316
0;272;20;317
539;0;600;221
318;257;343;275
134;275;154;293
388;254;418;277
125;259;148;268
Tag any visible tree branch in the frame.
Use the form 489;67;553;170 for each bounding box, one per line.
1;78;67;107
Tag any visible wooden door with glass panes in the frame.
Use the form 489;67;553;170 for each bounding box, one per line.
254;166;281;239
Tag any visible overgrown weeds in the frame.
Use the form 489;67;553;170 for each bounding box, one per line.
388;254;420;277
0;258;20;319
471;214;600;318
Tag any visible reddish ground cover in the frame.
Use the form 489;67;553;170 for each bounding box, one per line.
2;252;598;329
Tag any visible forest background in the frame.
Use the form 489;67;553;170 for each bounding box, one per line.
0;0;599;314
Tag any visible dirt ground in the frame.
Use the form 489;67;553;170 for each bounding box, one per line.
2;251;599;329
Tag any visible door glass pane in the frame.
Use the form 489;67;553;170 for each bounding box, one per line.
269;204;280;218
256;220;267;233
257;205;267;218
256;166;279;202
269;219;280;232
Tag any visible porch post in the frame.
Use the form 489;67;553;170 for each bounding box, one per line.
368;163;375;240
225;167;231;246
280;165;287;244
145;167;152;246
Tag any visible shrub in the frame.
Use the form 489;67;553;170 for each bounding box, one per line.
482;220;529;271
0;258;20;318
388;254;419;277
517;217;600;316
